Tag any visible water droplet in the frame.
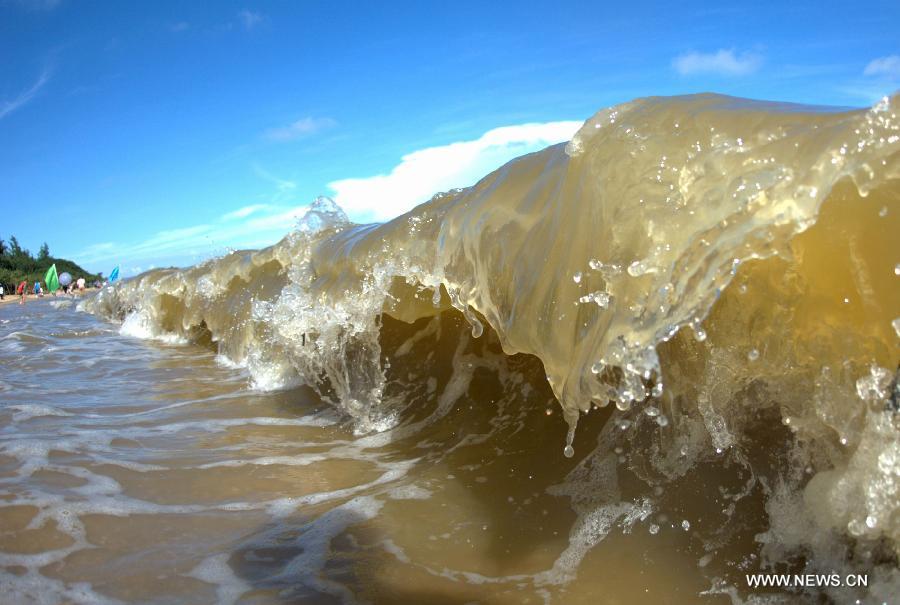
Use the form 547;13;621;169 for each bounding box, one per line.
470;320;483;338
879;206;888;217
591;361;603;374
573;272;583;284
856;365;893;402
655;415;669;427
848;518;866;536
649;524;660;535
866;515;877;529
644;406;660;417
579;291;611;308
747;349;759;361
895;263;900;276
627;260;654;277
563;445;575;458
893;317;900;338
565;137;584;157
693;326;707;342
681;520;691;531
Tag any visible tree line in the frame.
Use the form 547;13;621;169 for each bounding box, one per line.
0;235;101;293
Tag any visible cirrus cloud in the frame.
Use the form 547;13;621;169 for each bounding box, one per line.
863;55;900;78
222;204;270;220
263;117;337;142
1;68;51;120
238;9;263;30
672;49;762;77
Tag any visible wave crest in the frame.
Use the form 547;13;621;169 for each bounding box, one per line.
86;93;900;594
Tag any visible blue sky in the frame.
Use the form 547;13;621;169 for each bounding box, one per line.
1;1;898;276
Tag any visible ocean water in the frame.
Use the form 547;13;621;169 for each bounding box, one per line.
2;93;899;604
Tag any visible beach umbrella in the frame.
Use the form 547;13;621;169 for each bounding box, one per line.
109;265;120;283
44;264;59;293
59;272;72;287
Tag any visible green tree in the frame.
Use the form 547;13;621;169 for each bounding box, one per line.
0;236;6;256
8;236;22;256
38;242;50;261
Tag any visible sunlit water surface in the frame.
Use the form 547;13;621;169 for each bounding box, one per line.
2;299;762;605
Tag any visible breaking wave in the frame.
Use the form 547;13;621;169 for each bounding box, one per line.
86;93;900;600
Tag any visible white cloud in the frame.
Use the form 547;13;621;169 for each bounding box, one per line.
1;69;51;120
238;9;263;30
242;206;310;232
863;55;900;78
75;120;582;273
75;203;307;273
328;120;583;221
264;117;336;141
672;49;762;76
222;204;270;220
252;164;295;190
251;164;298;206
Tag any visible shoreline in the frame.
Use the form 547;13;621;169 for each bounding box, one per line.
0;289;95;306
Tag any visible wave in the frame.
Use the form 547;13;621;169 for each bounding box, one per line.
85;93;900;597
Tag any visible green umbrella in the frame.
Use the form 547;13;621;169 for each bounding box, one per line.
44;264;59;293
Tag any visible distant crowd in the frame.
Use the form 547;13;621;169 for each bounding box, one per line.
0;277;104;305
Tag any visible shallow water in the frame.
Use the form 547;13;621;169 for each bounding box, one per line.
3;93;900;604
1;300;730;604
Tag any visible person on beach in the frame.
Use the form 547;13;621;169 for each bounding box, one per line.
34;281;43;297
17;280;27;305
0;284;4;300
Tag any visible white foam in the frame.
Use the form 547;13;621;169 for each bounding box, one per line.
0;571;125;605
273;495;384;601
388;484;433;500
186;554;251;605
119;310;187;344
198;454;328;469
266;463;414;517
214;354;246;370
8;404;74;423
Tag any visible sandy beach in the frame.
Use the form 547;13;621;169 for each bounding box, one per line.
0;289;93;306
